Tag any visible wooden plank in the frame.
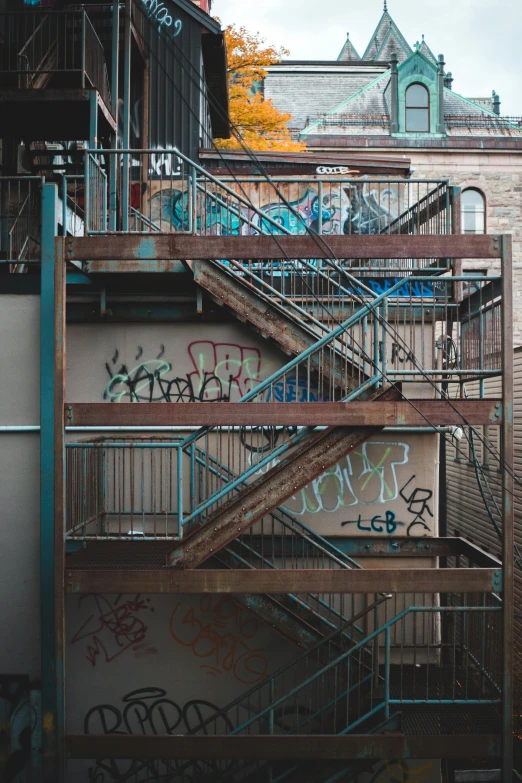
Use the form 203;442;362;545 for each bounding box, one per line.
66;733;501;760
66;234;502;263
66;567;501;595
66;400;503;427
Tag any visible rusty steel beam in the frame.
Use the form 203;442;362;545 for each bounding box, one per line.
190;259;355;389
168;424;385;568
65;733;502;760
65;399;502;427
65;234;503;263
65;567;502;595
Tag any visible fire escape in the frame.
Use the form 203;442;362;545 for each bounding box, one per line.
0;6;515;783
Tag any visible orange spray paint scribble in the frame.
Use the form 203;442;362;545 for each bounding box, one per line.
169;596;268;684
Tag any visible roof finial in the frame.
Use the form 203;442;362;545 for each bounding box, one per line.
384;0;388;12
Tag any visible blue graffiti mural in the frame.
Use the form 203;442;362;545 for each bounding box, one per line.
149;185;397;237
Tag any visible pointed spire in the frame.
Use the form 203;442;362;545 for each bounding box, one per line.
363;3;412;61
337;31;361;62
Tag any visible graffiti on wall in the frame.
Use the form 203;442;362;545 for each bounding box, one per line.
340;471;433;537
0;677;40;783
247;440;434;535
149;183;398;236
141;0;182;34
282;441;409;510
104;341;263;403
169;596;269;684
103;341;313;403
70;595;157;667
84;687;226;781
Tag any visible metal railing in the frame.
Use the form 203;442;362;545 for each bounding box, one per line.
81;148;455;242
445;115;522;128
172;601;502;782
66;436;393;658
65;273;503;540
0;177;42;267
0;11;111;109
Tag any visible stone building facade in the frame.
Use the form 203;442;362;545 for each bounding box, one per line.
263;4;522;342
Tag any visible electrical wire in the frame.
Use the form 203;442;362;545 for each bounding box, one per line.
132;7;521;511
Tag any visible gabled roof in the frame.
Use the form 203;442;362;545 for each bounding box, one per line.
374;23;412;63
337;33;361;62
171;0;221;34
301;70;391;135
362;10;411;61
419;35;437;65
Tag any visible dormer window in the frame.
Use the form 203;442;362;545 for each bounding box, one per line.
405;83;429;131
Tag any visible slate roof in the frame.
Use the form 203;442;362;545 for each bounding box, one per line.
337;33;361;62
419;36;438;65
264;7;520;139
374;25;412;63
264;71;384;130
300;74;522;137
362;10;411;61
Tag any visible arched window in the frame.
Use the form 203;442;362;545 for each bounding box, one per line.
405;83;429;132
461;188;486;234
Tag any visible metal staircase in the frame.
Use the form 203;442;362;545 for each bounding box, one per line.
169;385;399;569
154;600;501;783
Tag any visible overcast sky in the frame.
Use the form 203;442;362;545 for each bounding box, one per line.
214;0;521;115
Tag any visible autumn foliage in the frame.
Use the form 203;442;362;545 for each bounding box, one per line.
215;24;305;152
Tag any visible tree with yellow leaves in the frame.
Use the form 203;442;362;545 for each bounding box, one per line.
215;24;305;152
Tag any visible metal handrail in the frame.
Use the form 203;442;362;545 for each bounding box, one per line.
179;604;502;743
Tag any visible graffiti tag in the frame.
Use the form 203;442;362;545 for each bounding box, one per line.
169;596;268;684
70;594;156;667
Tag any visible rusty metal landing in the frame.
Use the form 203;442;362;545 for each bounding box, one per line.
66;541;173;570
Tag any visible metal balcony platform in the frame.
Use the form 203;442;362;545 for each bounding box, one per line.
0;88;115;139
64;538;502;595
401;704;502;735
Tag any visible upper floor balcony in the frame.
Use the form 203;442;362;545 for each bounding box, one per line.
0;10;114;140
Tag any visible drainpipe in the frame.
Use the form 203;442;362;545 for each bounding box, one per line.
390;52;399;134
437;54;445;134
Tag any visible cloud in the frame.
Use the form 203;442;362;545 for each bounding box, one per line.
214;0;521;114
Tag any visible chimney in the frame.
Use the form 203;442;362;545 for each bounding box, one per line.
492;90;501;116
191;0;212;11
444;71;453;90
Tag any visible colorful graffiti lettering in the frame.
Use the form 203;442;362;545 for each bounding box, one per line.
149;182;397;236
104;341;263;402
70;594;156;667
280;441;410;515
169;597;269;684
141;0;182;34
0;677;40;783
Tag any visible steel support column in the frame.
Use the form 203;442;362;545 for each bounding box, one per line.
109;0;120;230
121;0;132;231
40;185;66;782
89;90;98;149
501;234;514;782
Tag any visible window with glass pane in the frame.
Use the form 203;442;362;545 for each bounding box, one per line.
405;84;429;132
461;188;485;234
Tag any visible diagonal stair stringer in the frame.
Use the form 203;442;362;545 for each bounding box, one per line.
168;385;401;569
